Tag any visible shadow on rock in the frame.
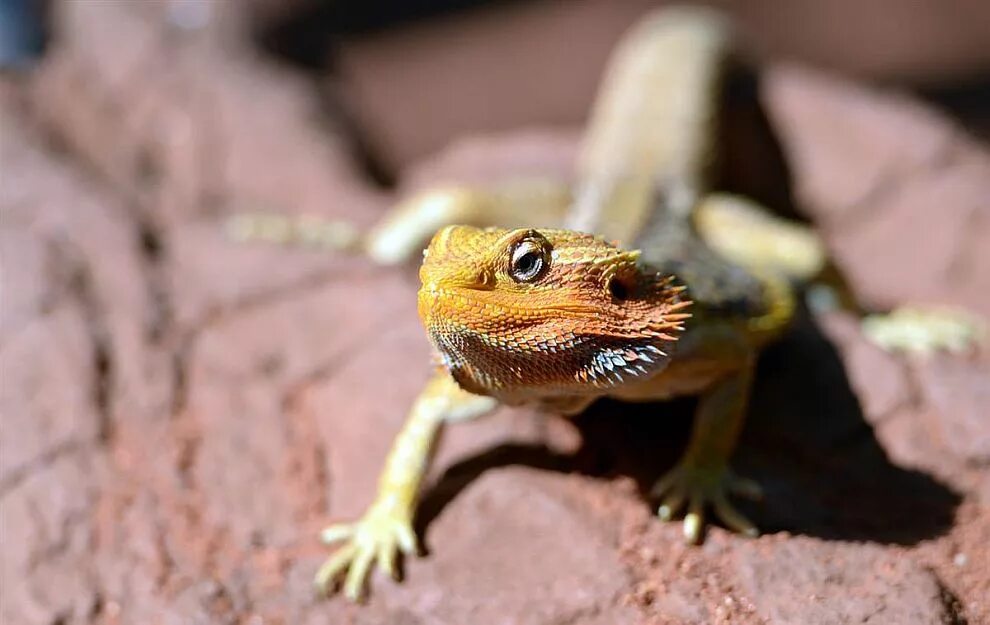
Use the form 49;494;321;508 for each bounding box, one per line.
416;311;960;547
739;313;961;545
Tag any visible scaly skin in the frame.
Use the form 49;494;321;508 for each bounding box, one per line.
314;7;800;601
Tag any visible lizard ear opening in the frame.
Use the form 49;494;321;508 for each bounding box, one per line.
607;276;631;301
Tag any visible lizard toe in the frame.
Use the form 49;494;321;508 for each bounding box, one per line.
314;509;419;601
652;463;760;543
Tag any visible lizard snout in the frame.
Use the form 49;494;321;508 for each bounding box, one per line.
419;225;497;292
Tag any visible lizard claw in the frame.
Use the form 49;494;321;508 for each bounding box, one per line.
314;505;418;601
652;463;761;543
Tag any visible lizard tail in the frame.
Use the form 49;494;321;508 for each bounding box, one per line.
567;6;732;244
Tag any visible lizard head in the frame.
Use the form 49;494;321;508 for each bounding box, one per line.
418;225;691;403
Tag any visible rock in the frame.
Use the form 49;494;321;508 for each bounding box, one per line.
27;0;385;231
333;0;990;172
379;469;640;625
735;537;951;625
401;129;579;193
813;313;912;422
912;354;990;465
0;102;135;625
764;65;990;317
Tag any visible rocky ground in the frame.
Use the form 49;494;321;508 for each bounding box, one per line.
2;2;988;625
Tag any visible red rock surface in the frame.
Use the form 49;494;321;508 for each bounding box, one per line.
2;2;989;625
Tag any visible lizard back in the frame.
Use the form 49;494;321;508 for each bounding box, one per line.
565;7;774;327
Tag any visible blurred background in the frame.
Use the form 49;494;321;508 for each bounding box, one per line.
5;0;990;176
251;0;990;168
2;2;989;624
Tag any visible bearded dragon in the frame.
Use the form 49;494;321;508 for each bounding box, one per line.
302;7;819;600
218;6;983;602
276;6;980;601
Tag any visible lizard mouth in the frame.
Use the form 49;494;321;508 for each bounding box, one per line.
423;285;603;318
420;281;689;399
426;321;679;400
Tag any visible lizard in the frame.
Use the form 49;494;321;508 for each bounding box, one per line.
308;7;807;601
246;6;983;601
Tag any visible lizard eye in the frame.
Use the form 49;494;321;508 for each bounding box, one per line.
509;234;551;283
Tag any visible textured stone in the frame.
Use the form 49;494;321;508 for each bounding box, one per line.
764;65;990;316
28;0;385;230
378;469;639;625
736;537;950;625
913;353;990;465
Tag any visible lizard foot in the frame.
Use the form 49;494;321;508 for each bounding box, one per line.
862;306;986;356
314;505;418;601
651;463;762;543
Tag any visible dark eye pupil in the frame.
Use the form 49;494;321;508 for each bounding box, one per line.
516;252;538;273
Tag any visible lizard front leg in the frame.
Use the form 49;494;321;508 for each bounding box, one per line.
315;372;497;600
652;360;762;543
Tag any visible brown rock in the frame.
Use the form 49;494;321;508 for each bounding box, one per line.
765;67;990;623
334;0;990;172
735;537;951;624
28;0;385;229
335;0;655;171
912;353;990;466
814;312;912;422
1;103;136;625
766;66;990;502
401;128;579;193
167;221;364;331
380;469;639;625
182;270;419;545
764;65;990;316
1;451;108;625
0;230;67;343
